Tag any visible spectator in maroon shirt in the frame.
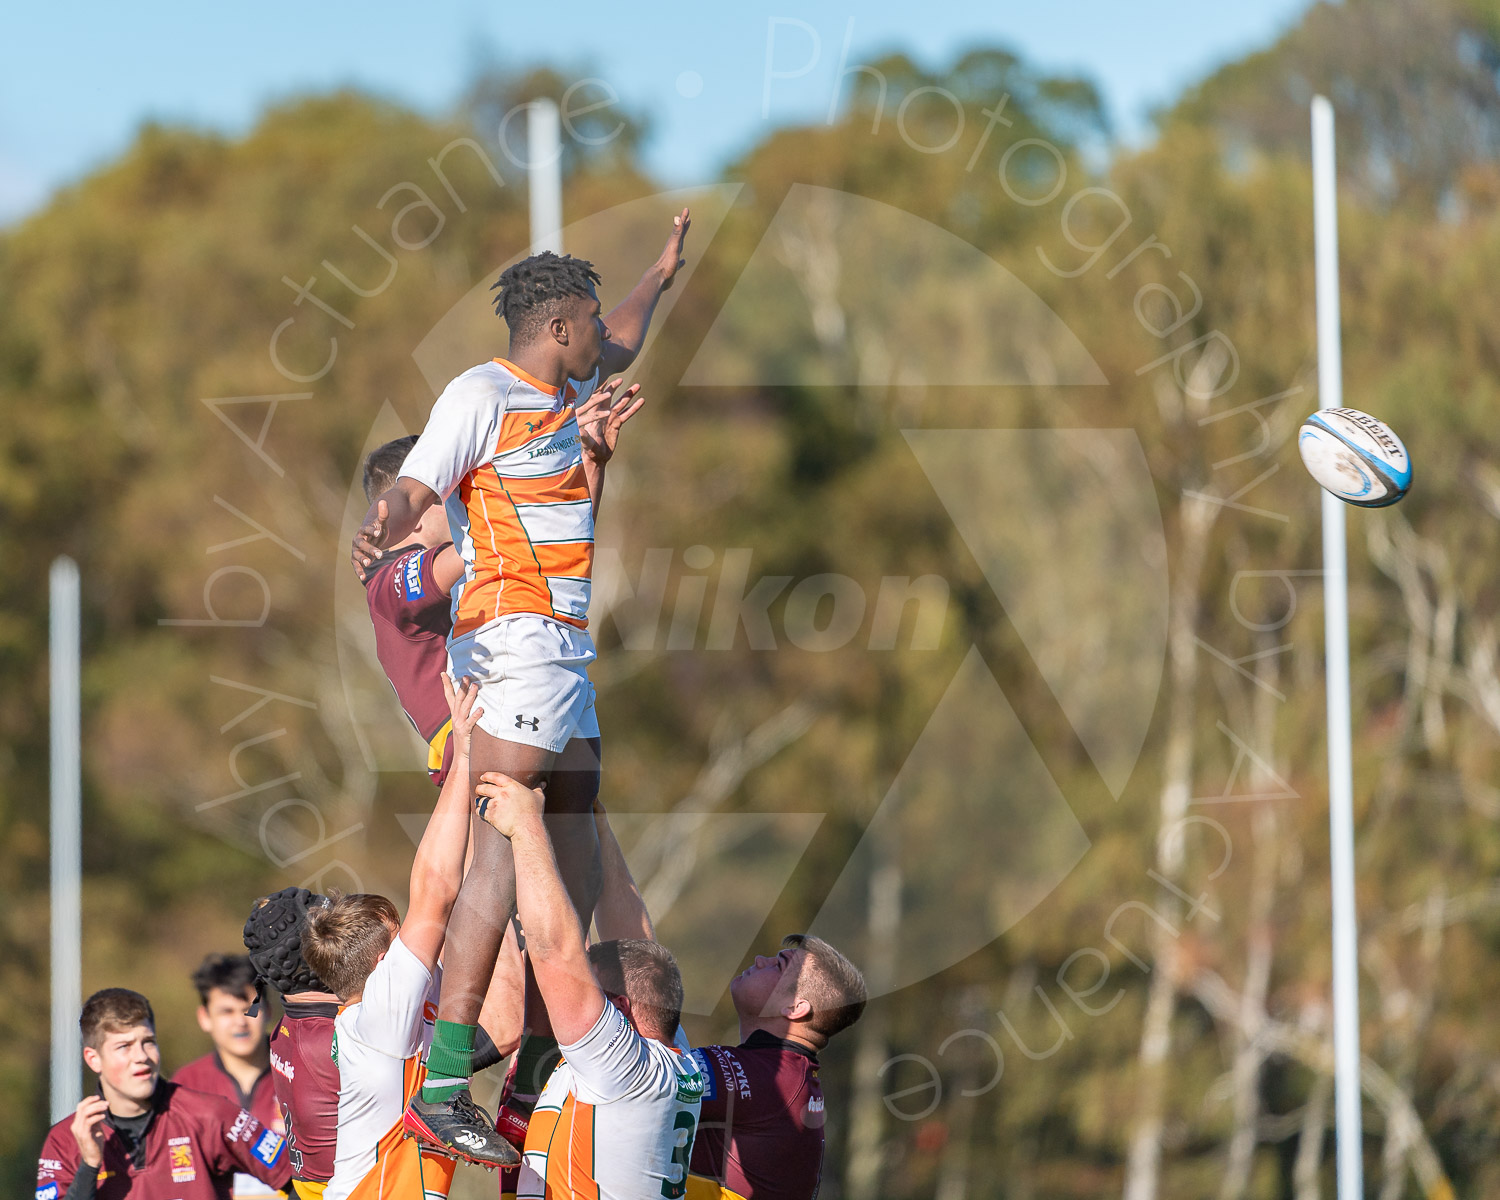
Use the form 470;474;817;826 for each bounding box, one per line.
37;988;291;1200
171;955;285;1199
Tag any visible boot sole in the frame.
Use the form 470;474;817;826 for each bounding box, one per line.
402;1109;522;1169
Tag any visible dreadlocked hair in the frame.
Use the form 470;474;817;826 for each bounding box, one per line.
490;251;601;344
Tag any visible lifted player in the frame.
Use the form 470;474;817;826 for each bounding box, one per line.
172;955;286;1200
37;989;291;1200
350;211;688;1158
356;370;644;793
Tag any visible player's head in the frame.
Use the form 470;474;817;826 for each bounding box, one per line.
588;939;684;1042
730;934;867;1049
243;887;333;999
363;435;419;503
301;891;401;1003
191;953;266;1060
80;988;160;1104
362;435;448;547
491;251;607;377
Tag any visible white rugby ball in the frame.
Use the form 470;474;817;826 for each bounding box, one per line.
1297;408;1411;508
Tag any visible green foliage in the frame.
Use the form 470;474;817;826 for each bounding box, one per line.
7;11;1500;1198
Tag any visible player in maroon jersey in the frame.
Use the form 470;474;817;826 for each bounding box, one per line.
243;887;341;1196
359;435;466;786
37;989;291;1200
171;955;286;1199
687;936;867;1200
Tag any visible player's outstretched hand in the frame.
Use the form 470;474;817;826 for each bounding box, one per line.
71;1095;108;1168
654;207;690;290
577;379;646;467
351;498;389;581
441;673;484;761
474;771;545;837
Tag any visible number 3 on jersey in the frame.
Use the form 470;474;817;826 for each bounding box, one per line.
661;1110;697;1199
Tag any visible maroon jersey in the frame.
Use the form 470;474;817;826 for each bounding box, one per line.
687;1033;827;1200
363;541;454;786
36;1081;290;1200
267;999;340;1184
172;1052;284;1197
172;1051;280;1134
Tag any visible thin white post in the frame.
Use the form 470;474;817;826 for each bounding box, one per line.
1312;94;1363;1200
528;98;563;255
50;556;82;1122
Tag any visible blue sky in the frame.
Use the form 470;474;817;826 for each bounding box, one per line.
0;1;1312;225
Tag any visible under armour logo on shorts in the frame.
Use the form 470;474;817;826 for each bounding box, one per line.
515;714;540;731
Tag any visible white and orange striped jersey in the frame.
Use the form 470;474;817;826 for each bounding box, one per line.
400;358;600;638
325;937;455;1200
520;1004;704;1200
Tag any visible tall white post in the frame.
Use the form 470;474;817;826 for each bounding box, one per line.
50;556;82;1123
528;98;564;255
1312;94;1363;1200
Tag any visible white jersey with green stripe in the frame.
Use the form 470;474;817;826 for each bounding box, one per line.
519;1003;704;1200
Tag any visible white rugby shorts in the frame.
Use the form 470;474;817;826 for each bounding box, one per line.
447;614;599;753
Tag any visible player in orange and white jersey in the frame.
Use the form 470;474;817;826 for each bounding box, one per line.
350;211;690;1159
474;770;704;1200
302;673;519;1198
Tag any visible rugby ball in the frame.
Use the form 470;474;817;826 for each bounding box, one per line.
1297;408;1411;508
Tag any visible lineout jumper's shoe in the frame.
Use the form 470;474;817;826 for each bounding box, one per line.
404;1090;522;1169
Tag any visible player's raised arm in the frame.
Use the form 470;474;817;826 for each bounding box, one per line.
593;800;655;943
400;674;484;970
474;772;605;1045
351;478;439;579
597;207;690;374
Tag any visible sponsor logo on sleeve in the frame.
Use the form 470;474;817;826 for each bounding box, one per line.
36;1184;58;1200
676;1060;706;1104
729;1058;752;1100
38;1159;63;1177
688;1050;718;1102
227;1110;255;1143
253;1129;284;1166
402;552;426;601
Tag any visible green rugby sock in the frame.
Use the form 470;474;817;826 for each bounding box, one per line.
507;1033;559;1116
422;1020;477;1103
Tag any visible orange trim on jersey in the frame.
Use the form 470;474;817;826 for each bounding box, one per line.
530;1093;599;1200
345;1057;457;1200
494;359;560;396
452;463;591;636
499;464;590;511
497;407;574;449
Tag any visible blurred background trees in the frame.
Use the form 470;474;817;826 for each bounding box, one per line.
6;1;1500;1196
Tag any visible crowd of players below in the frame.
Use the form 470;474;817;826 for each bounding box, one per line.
36;774;866;1200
